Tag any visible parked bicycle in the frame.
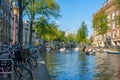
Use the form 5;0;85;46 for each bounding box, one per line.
0;44;33;80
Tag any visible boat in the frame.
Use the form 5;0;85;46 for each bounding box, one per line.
60;47;66;52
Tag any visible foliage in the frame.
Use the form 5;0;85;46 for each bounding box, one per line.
85;36;93;45
23;0;60;44
114;0;120;8
64;33;75;44
37;0;60;19
114;0;120;26
67;34;75;42
90;36;93;43
13;0;32;45
76;21;88;43
56;30;65;42
92;9;109;35
115;15;120;26
35;17;59;41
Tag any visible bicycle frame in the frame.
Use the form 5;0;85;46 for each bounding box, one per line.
0;59;14;80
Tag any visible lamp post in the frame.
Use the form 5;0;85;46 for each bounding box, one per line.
12;2;19;45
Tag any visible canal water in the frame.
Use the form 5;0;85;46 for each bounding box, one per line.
42;50;120;80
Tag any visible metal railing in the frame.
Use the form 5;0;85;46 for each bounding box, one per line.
0;59;14;80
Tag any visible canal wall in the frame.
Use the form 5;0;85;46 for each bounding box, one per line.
32;54;51;80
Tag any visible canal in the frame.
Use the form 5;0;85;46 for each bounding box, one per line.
42;50;120;80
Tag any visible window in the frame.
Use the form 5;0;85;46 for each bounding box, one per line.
4;13;6;19
107;32;111;38
107;23;110;27
112;12;115;20
0;24;2;31
113;31;116;38
104;34;106;39
117;29;119;36
116;11;119;16
0;9;3;18
112;22;115;29
107;15;110;22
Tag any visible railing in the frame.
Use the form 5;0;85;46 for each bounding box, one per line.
0;59;14;80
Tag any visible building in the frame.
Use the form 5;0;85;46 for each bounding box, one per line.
65;30;70;37
93;0;120;47
0;0;13;45
22;21;40;47
23;21;30;48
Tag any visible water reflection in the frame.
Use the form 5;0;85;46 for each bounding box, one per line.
42;50;96;80
42;50;120;80
95;52;120;80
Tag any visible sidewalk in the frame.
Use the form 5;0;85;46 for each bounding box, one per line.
32;55;51;80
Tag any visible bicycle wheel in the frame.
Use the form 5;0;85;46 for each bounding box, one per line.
14;65;33;80
21;60;32;70
29;57;37;69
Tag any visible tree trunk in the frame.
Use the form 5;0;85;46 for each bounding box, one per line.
18;0;23;46
29;22;33;45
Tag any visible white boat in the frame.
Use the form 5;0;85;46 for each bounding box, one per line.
60;47;66;52
106;50;120;54
75;47;80;51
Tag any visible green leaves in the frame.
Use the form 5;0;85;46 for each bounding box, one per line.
35;17;59;41
76;21;88;43
37;0;60;19
92;9;109;35
22;0;60;44
114;0;120;27
114;0;120;8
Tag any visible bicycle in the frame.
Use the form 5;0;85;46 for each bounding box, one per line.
0;45;33;80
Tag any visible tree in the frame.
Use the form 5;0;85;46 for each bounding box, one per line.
114;0;120;8
24;0;60;44
35;17;59;41
24;0;40;44
76;21;88;43
114;0;120;26
92;9;109;35
57;30;65;42
38;0;60;19
16;0;31;46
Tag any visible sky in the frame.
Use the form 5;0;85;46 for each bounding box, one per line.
55;0;106;37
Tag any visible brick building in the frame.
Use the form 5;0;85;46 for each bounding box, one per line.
93;0;120;47
0;0;13;45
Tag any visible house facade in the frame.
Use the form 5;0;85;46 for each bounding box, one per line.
0;0;13;45
93;0;120;47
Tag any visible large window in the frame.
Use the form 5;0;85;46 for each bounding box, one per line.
0;9;3;18
117;29;119;37
107;15;110;22
0;24;2;31
112;12;115;20
113;31;116;38
0;0;1;5
116;11;119;16
112;22;115;29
